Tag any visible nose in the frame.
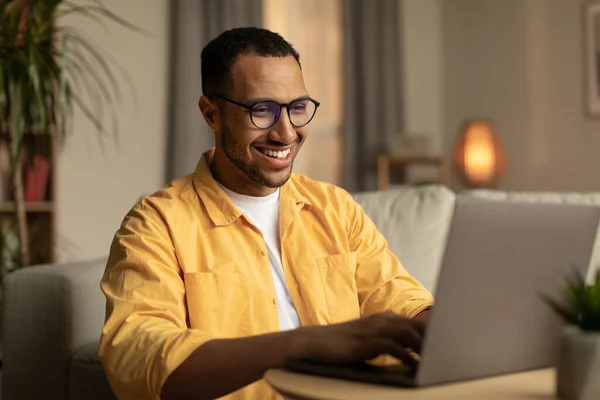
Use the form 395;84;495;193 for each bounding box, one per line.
268;107;297;144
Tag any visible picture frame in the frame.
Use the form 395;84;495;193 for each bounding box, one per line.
583;0;600;118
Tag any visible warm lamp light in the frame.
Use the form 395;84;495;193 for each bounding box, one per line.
454;120;505;187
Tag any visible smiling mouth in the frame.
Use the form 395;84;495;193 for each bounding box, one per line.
256;147;291;159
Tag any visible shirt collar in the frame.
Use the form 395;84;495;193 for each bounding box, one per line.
192;148;311;226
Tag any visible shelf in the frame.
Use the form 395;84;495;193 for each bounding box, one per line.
0;201;53;213
377;154;449;190
0;123;55;137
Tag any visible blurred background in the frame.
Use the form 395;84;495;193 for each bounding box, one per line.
27;0;600;263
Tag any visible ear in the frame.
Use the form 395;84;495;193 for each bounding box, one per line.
199;96;220;131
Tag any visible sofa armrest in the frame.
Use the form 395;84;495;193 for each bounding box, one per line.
2;258;107;400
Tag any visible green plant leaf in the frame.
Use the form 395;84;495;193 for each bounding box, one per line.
63;43;113;102
58;28;121;101
0;62;6;125
0;2;8;19
62;83;73;146
28;50;47;128
58;31;69;145
540;292;580;326
69;90;106;135
7;77;24;158
57;25;138;110
542;269;600;332
57;3;108;32
61;60;101;118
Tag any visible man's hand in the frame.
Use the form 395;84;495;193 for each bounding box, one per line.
162;311;428;399
291;311;427;370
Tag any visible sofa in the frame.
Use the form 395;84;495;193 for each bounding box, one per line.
3;185;600;400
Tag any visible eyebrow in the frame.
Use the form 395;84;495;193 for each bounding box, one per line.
244;95;311;104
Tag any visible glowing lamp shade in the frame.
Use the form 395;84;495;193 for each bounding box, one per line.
454;120;505;187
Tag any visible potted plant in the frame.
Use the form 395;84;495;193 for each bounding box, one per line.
0;0;139;268
543;270;600;400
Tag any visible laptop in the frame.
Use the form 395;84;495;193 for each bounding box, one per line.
285;197;600;387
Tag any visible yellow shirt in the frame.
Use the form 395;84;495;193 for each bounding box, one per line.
99;149;434;400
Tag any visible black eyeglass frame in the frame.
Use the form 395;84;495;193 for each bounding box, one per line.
212;93;321;129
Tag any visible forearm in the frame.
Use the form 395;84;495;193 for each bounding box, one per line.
161;329;303;400
413;308;431;324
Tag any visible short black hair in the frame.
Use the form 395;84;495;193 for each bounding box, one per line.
201;27;301;97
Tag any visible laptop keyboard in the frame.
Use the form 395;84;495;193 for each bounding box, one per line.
285;359;418;388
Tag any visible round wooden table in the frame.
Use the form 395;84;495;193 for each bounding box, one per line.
264;368;557;400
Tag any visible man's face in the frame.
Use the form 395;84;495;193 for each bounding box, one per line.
214;55;310;190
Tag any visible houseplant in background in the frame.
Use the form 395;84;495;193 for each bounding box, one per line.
543;270;600;399
0;0;139;268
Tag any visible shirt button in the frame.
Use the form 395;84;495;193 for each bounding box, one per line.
272;298;277;305
261;250;267;256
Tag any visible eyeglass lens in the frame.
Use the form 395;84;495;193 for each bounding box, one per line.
251;99;317;129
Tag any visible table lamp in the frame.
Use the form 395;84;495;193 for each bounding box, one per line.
454;119;505;188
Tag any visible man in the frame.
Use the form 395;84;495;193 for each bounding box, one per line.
99;27;434;400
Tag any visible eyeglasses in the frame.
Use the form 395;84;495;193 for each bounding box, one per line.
213;94;320;129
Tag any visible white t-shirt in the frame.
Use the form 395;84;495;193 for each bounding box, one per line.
218;184;302;331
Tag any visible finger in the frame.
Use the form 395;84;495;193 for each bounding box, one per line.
398;326;423;354
385;312;427;333
411;319;427;336
379;322;423;354
372;339;419;372
410;310;431;335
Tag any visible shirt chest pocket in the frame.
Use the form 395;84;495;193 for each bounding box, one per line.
316;252;361;323
184;272;253;336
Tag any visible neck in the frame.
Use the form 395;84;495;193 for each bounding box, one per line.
210;151;277;197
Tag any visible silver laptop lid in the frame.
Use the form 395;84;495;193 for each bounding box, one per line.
417;197;600;386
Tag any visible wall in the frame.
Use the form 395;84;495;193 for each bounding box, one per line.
401;0;444;156
442;0;600;192
520;0;600;191
57;0;169;262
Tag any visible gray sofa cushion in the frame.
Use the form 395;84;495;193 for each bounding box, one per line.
353;185;456;292
69;342;116;400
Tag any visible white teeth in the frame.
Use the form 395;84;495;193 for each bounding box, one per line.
261;148;290;159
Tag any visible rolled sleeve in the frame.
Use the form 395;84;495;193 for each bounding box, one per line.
99;200;212;399
344;194;434;318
